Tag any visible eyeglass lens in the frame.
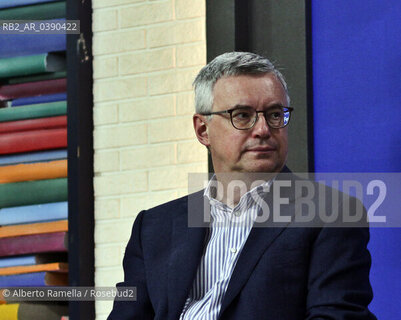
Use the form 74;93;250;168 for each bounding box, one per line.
231;107;290;129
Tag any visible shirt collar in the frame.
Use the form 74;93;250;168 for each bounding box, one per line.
203;174;274;210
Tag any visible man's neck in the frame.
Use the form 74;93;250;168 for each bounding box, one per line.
213;172;277;208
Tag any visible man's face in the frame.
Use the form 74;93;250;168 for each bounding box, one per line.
197;74;289;173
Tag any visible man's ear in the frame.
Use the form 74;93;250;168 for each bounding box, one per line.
193;114;210;147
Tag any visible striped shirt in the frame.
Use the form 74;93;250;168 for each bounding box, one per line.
179;177;273;320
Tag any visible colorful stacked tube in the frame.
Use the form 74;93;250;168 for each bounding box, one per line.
0;1;69;319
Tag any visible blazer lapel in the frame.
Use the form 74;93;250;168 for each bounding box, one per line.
167;191;208;320
219;225;288;315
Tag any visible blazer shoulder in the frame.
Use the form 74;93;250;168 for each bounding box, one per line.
142;189;204;221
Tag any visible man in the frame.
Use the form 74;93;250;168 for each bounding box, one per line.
108;52;376;319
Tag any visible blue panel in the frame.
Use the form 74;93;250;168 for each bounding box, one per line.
368;229;401;318
312;1;401;173
312;1;401;319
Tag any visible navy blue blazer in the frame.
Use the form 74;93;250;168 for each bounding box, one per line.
108;171;376;320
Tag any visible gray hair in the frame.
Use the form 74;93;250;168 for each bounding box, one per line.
193;52;290;114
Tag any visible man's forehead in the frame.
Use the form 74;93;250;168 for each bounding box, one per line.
212;73;287;107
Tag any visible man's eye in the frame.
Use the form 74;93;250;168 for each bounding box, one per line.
232;109;253;120
236;112;251;119
269;112;282;120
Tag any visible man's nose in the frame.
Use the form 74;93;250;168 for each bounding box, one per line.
252;113;271;137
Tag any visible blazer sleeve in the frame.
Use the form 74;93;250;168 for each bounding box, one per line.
305;196;377;319
108;210;155;320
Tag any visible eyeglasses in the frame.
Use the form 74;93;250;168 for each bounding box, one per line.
200;106;294;130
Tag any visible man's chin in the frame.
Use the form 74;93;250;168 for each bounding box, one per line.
243;162;281;173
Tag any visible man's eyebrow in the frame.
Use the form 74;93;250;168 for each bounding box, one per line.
231;104;252;109
231;103;286;109
267;103;287;109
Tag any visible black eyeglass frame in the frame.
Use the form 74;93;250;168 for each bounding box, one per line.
200;106;294;130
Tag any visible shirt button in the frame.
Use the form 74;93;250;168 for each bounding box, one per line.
230;248;237;253
233;211;241;217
